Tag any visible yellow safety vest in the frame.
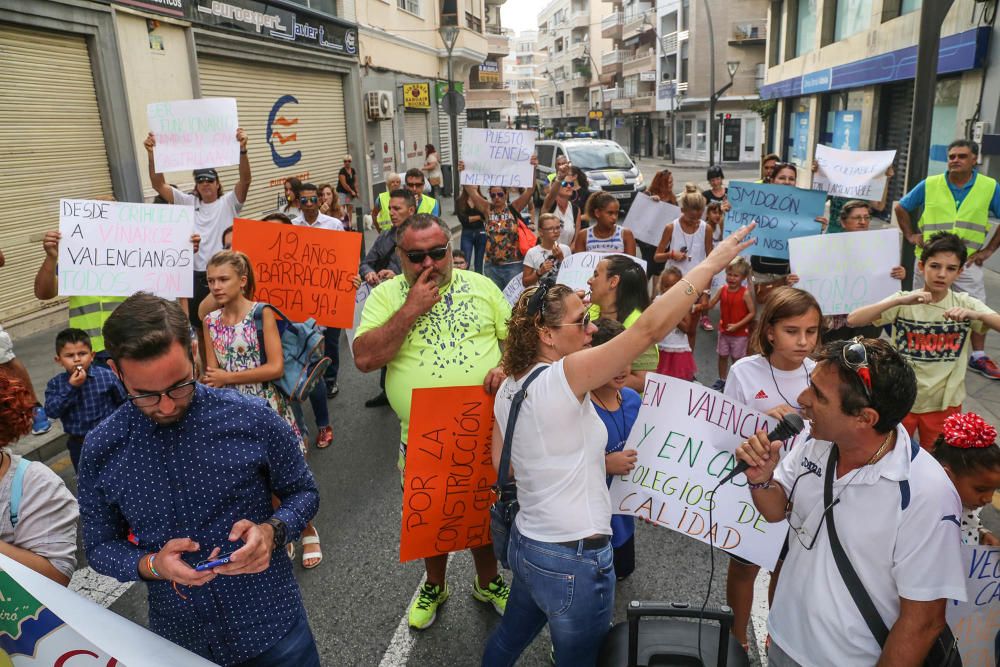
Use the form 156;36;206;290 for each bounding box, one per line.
416;195;438;215
377;191;392;231
918;172;995;257
68;296;126;353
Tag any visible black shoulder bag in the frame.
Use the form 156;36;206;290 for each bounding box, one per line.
490;365;548;569
824;445;962;667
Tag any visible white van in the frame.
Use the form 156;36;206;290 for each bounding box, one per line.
534;139;645;211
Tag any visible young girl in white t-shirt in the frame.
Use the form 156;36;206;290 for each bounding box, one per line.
722;287;823;651
931;412;1000;545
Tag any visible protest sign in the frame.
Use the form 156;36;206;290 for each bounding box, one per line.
345;280;373;357
556;252;647;292
58;199;194;298
400;386;496;562
147;98;240;173
621;193;681;246
502;273;526;306
812;144;896;201
947;545;1000;666
460;129;535;188
723;181;826;260
232;218;361;328
789;228;901;315
0;553;215;667
608;374;806;569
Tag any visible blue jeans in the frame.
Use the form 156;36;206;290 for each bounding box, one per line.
484;261;523;291
234;612;320;667
323;328;340;383
483;523;615;667
461;228;487;273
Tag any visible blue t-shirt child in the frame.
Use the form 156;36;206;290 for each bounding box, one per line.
593;387;642;548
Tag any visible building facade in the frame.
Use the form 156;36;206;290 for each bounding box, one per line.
466;23;514;129
538;0;611;134
2;0;363;333
505;30;544;130
761;0;993;196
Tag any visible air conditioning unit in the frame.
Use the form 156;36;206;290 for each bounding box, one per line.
366;90;394;121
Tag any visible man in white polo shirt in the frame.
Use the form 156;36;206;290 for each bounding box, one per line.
735;338;966;666
292;182;344;231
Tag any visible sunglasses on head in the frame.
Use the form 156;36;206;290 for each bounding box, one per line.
403;246;449;264
842;337;873;402
300;196;319;204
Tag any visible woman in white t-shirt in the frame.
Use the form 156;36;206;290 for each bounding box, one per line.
482;224;755;667
541;178;580;246
722;286;823;652
522;213;572;287
144;129;251;366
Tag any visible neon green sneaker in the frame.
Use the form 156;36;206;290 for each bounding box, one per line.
472;575;510;615
408;582;450;630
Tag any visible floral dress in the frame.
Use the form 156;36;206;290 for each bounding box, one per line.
205;304;304;452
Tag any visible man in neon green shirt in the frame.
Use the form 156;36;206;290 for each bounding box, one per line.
353;213;510;632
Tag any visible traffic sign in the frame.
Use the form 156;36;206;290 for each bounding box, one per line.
442;89;465;116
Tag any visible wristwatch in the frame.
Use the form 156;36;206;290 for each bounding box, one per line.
265;517;287;550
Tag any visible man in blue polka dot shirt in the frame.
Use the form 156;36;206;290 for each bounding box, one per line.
77;293;321;667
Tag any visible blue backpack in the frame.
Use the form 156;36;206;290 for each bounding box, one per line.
252;303;331;402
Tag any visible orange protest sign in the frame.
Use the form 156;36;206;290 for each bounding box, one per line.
232;218;361;328
400;386;496;563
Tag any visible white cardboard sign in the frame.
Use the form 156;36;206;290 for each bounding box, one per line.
622;193;681;246
148;98;240;173
812;144;897;201
460;129;536;188
789;228;901;315
556;252;647;293
947;545;1000;667
502;273;526;306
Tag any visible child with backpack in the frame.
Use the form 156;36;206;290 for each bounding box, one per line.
931;412;1000;545
202;250;324;569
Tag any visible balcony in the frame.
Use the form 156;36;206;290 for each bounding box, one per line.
623;94;655;113
571;11;589;29
601;12;623;39
486;29;510;57
601;87;624;102
730;19;767;46
660;30;678;55
466;86;513;109
601;49;632;76
622;10;653;40
622;48;655;77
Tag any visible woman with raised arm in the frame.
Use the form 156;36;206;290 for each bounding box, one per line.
481;223;755;667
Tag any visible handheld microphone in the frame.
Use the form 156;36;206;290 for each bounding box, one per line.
717;413;805;486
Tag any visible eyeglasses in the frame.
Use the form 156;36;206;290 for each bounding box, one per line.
841;337;873;402
560;180;573;187
490;191;507;199
300;196;319;204
549;311;592;329
402;246;449;263
406;181;424;189
124;376;197;408
195;176;217;183
784;468;839;551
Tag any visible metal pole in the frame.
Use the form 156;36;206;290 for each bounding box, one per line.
447;49;460;210
702;0;717;166
900;0;955;290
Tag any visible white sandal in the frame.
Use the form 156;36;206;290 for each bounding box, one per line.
286;542;296;560
301;530;323;570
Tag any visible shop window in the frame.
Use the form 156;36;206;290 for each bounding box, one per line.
834;0;870;42
677;119;693;149
795;0;817;57
696;119;707;152
744;117;757;153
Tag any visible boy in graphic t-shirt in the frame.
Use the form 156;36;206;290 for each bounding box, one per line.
848;232;1000;448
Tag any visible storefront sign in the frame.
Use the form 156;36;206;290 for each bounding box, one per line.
832;110;862;151
800;68;832;95
611;99;631;110
589;110;604;120
639;71;656;82
478;61;501;83
190;0;357;55
435;81;465;101
403;83;431;109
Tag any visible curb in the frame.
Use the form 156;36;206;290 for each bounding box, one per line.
13;429;68;464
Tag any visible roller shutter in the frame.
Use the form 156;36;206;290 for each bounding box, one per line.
197;55;348;218
437;106;468;166
0;24;114;324
403;111;429;171
877;81;914;209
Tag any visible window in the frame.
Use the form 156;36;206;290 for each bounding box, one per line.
680;0;689;31
677;119;693;149
744;117;757;153
754;63;766;91
536;144;555;166
901;0;922;13
680;42;689;83
285;0;337;15
624;75;638;97
397;0;419;14
795;0;816;56
696;119;707;151
834;0;869;42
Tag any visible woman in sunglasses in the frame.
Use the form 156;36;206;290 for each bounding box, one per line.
461;165;537;290
483;224;755;667
0;375;78;585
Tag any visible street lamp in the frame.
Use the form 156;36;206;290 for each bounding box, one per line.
439;25;460;205
708;58;740;165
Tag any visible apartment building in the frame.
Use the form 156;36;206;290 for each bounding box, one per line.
504;31;544;129
538;0;612;133
466;20;514;129
357;0;503;196
761;1;996;198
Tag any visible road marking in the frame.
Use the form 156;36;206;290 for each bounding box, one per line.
378;554;453;667
70;567;133;608
751;571;770;666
